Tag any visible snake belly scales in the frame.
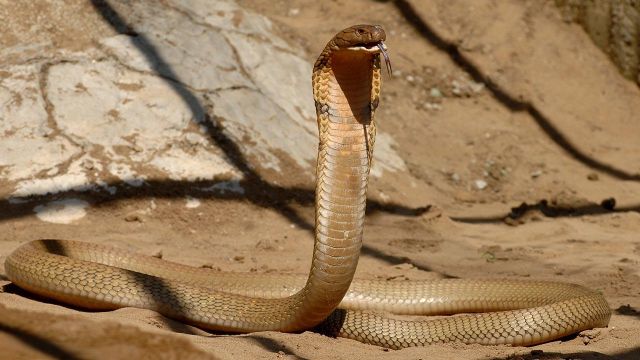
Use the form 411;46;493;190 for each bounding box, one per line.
4;25;611;349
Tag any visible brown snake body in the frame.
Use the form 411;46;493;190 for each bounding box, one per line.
5;25;611;349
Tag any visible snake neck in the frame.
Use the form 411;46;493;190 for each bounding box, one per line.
292;50;381;328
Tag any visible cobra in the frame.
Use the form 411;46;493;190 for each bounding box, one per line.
5;24;610;349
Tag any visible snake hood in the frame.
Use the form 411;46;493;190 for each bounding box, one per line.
317;24;392;76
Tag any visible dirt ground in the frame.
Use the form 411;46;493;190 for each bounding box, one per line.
1;0;640;359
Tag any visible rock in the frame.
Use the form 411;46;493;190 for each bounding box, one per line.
530;169;543;178
578;328;602;345
424;102;442;111
185;196;201;209
124;212;144;223
0;0;407;200
474;179;488;190
550;190;594;210
34;199;89;224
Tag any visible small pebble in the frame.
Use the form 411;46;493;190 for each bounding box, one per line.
587;172;599;181
530;169;543;178
124;213;144;222
451;80;462;96
474;179;488;190
579;328;601;344
201;264;222;271
185;132;202;145
470;81;485;93
424;102;442;111
185;196;201;209
601;197;616;210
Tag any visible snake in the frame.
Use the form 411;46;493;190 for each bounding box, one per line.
4;25;611;350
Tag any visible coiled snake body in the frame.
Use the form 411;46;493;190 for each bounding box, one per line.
5;25;610;349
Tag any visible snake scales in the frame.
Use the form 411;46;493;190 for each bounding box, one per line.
5;25;610;349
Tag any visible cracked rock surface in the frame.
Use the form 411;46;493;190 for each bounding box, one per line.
0;0;406;200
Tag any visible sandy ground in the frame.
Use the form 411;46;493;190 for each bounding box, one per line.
1;0;640;359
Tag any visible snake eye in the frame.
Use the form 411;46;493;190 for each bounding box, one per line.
356;28;366;36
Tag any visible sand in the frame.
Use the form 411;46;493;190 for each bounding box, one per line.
1;0;639;359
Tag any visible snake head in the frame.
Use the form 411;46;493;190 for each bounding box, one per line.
332;24;386;50
330;25;392;76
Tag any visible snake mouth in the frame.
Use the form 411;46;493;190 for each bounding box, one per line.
346;41;386;53
345;41;392;76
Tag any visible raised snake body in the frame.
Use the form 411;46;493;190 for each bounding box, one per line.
5;25;611;349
